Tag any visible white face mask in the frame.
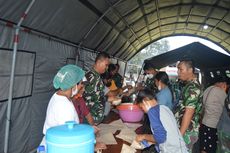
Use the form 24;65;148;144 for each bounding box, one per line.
158;85;161;91
146;74;154;78
71;87;78;97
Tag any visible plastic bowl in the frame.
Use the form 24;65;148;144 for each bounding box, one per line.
117;103;140;110
117;104;144;122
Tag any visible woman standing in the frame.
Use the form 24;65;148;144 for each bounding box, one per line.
43;64;85;134
39;64;85;149
154;71;173;110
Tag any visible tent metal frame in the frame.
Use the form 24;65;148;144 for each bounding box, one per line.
1;0;229;61
4;1;36;153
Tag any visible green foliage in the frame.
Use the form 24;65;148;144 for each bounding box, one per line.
129;39;170;66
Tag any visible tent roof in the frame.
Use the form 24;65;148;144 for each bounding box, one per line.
144;42;230;70
0;0;229;61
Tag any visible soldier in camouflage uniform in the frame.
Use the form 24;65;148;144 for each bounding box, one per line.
145;77;157;92
175;60;202;152
141;62;158;135
171;79;186;112
143;62;158;93
83;52;110;124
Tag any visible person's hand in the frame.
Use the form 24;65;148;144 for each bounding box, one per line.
136;83;144;91
135;134;145;143
109;96;121;105
142;100;152;112
95;142;107;152
128;87;136;95
111;98;121;106
93;125;100;134
122;91;129;96
126;85;133;90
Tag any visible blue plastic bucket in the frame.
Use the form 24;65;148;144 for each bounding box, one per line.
46;121;95;153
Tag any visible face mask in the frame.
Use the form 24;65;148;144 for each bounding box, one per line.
71;87;78;97
146;74;154;78
158;85;161;91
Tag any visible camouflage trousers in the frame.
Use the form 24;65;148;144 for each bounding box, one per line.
217;131;230;153
183;131;199;153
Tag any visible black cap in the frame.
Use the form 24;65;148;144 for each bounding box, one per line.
213;76;228;84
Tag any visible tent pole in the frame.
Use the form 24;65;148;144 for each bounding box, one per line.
134;63;144;87
123;61;128;77
4;1;35;153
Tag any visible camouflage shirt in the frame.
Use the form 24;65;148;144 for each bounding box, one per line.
174;79;202;145
83;69;105;123
145;76;158;94
171;80;186;112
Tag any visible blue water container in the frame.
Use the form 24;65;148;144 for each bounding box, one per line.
46;121;95;153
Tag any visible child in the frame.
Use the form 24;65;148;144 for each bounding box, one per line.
72;86;94;125
135;88;188;153
72;82;106;151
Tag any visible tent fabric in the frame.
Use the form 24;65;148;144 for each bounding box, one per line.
144;42;230;70
0;24;91;153
0;24;78;153
76;49;126;75
0;1;229;153
0;50;35;102
0;23;127;153
0;0;229;61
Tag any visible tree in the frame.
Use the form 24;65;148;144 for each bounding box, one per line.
129;39;170;66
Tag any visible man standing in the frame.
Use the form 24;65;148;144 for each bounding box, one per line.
143;62;158;93
83;52;110;124
175;60;202;152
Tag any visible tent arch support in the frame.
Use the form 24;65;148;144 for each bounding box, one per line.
4;1;36;153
